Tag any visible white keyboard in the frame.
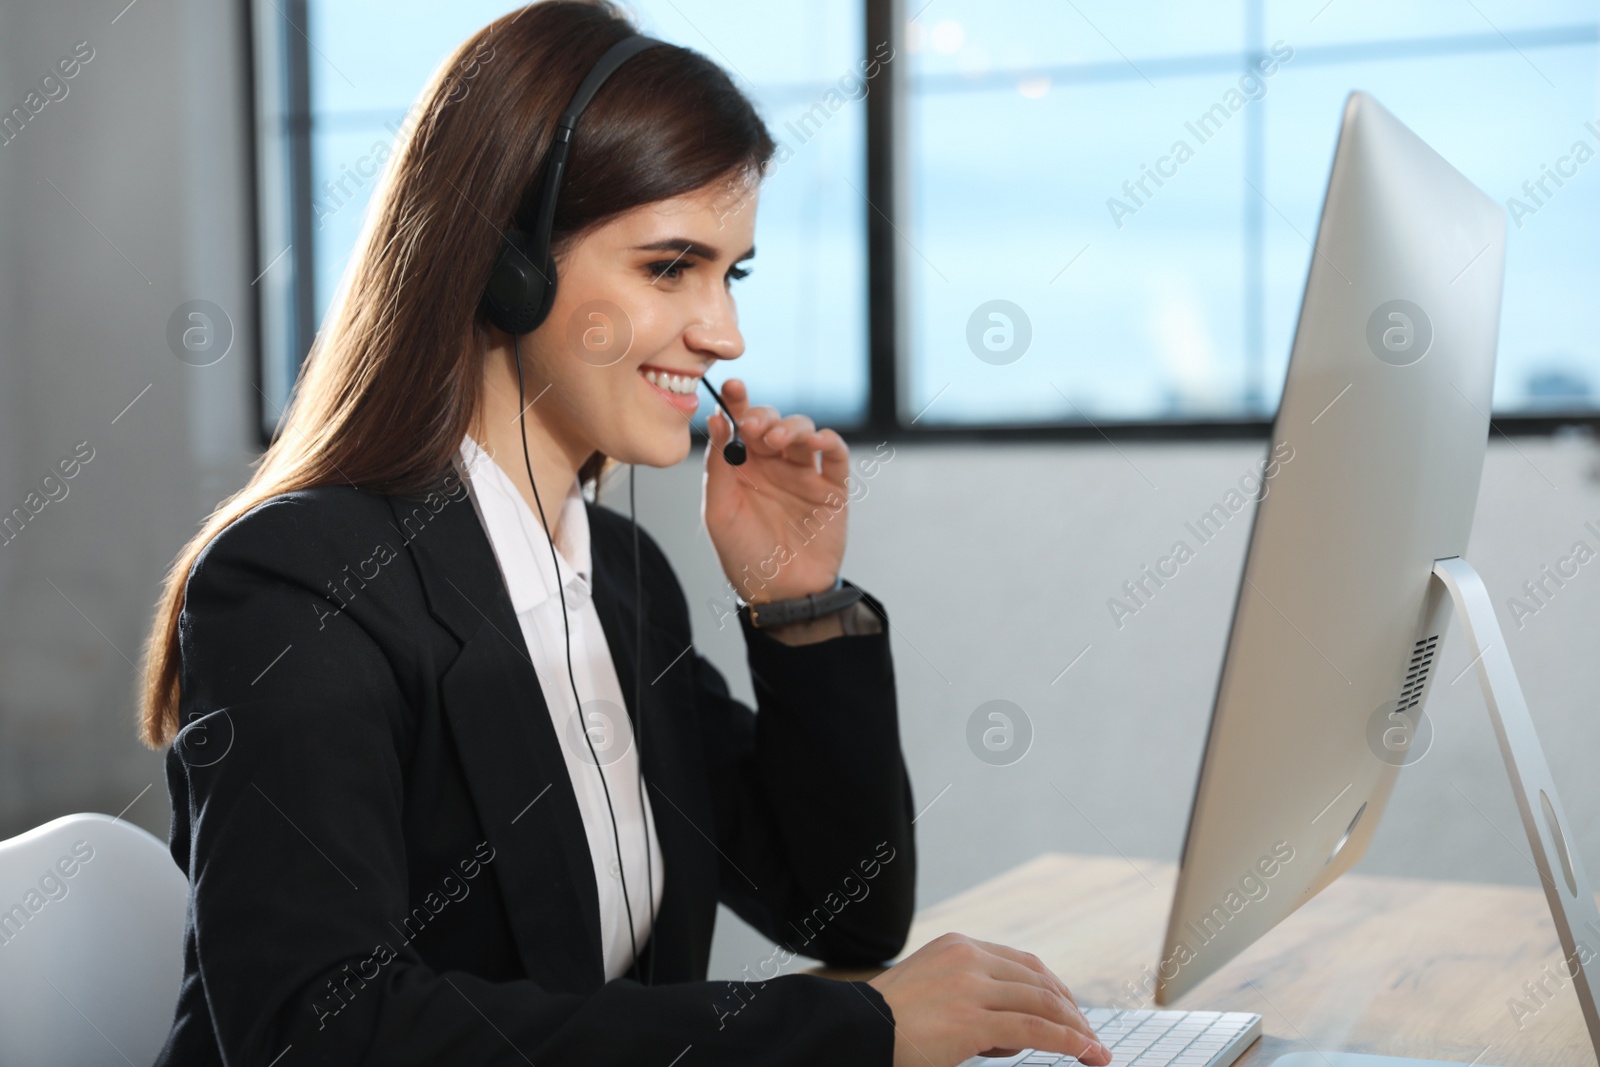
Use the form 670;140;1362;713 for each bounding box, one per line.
962;1007;1263;1067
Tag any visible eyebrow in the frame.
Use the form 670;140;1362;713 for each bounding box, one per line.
632;238;755;262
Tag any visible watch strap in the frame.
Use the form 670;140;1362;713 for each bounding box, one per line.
746;580;864;629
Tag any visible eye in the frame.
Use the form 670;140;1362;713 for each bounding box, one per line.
726;264;751;284
648;259;691;282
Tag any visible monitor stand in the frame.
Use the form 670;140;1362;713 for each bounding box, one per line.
1274;557;1600;1067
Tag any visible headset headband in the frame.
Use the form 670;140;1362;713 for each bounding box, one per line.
525;34;665;255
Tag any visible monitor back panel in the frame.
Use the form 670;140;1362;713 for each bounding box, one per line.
1156;91;1506;1004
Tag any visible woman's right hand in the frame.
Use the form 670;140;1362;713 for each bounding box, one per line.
866;932;1112;1067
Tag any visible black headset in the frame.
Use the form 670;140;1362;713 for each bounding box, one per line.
479;33;674;987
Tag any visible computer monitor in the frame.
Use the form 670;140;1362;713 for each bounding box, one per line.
1153;92;1600;1063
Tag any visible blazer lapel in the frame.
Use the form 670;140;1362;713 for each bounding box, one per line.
387;482;605;990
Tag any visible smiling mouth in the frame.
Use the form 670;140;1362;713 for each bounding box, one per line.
640;366;702;396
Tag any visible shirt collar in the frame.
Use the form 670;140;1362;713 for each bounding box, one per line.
456;433;592;616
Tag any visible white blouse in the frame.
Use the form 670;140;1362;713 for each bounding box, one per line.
455;433;663;981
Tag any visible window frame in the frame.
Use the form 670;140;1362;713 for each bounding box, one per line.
247;0;1600;447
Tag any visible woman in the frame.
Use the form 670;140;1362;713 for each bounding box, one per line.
138;3;1110;1064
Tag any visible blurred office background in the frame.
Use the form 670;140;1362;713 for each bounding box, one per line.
1;0;1598;982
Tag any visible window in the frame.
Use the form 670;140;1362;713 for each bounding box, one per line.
251;0;1600;441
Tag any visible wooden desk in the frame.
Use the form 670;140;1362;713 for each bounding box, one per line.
824;853;1598;1067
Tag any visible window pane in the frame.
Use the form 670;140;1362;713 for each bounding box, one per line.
906;0;1600;425
906;0;1255;426
294;0;866;426
908;70;1257;424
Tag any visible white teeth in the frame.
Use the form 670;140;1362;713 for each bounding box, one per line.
643;369;698;396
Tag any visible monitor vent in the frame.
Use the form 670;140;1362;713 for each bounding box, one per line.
1396;634;1440;710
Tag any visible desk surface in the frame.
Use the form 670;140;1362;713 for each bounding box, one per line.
824;852;1598;1067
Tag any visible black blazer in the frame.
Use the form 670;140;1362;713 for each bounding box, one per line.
154;467;916;1066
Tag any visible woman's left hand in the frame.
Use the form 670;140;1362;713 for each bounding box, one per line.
703;378;849;604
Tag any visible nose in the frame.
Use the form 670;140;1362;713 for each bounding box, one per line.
682;291;744;363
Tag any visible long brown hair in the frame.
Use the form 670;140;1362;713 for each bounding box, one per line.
138;0;776;747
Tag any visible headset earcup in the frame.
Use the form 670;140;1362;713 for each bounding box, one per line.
531;250;559;328
482;229;555;335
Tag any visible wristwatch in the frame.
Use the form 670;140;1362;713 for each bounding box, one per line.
745;578;866;630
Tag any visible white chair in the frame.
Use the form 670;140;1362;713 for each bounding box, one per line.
0;812;186;1067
